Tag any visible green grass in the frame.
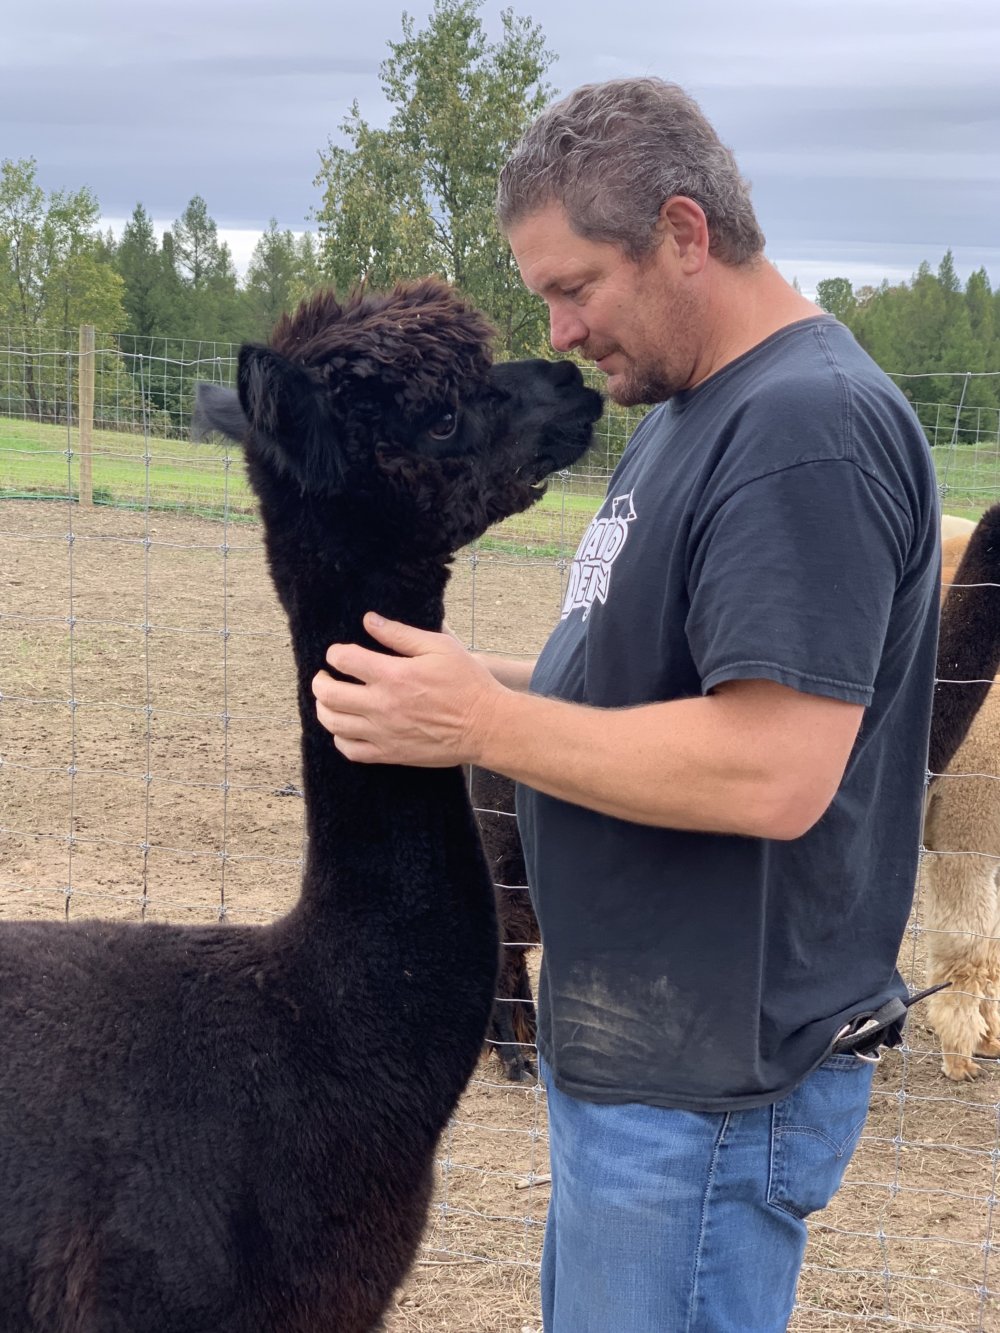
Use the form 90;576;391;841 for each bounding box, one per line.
4;413;1000;550
934;443;1000;520
0;414;606;551
0;415;256;516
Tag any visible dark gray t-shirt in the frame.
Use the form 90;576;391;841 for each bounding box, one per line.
516;316;940;1112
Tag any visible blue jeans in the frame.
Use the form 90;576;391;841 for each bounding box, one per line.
540;1053;875;1332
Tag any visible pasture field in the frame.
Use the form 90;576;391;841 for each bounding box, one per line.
1;497;998;1332
0;415;606;557
4;411;1000;540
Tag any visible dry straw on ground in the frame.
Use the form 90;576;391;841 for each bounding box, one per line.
1;501;997;1332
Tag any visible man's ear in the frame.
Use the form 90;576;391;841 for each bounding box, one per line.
657;196;710;272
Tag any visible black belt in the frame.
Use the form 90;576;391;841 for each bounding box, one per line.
831;983;949;1062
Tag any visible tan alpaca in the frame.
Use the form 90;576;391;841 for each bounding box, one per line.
940;513;977;540
922;508;1000;1079
923;683;1000;1079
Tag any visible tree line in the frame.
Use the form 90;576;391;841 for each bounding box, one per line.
0;169;324;351
816;259;1000;420
1;0;996;442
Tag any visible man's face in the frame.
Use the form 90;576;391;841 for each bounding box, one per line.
507;203;700;406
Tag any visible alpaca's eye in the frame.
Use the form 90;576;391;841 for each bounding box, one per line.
427;410;458;441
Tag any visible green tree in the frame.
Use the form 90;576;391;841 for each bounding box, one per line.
0;156;125;419
156;230;189;332
314;0;555;355
294;232;323;301
172;195;223;291
815;277;856;323
47;249;126;331
938;249;961;295
0;157;124;330
166;195;242;341
846;279;901;369
207;241;242;341
244;219;303;339
243;222;326;340
836;256;1000;445
965;268;995;348
114;203;180;339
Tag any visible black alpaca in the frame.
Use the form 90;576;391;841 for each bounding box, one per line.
471;765;540;1082
0;279;602;1333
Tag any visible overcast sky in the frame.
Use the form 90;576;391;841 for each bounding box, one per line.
4;0;999;298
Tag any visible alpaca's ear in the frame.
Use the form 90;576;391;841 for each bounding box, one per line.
191;384;247;443
238;345;320;446
236;345;336;485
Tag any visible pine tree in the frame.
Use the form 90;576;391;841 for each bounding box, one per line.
115;204;173;339
244;220;301;339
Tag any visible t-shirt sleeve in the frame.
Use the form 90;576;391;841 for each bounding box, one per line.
687;459;911;705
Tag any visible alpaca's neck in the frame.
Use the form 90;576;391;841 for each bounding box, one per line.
289;552;450;685
278;551;472;910
258;510;497;1094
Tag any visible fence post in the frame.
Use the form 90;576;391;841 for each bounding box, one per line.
78;325;95;506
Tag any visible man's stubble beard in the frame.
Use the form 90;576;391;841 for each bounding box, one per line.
607;362;683;408
601;280;699;408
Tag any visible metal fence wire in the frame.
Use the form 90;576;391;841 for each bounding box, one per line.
1;328;999;1331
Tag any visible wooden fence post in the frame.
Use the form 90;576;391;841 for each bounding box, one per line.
78;325;95;506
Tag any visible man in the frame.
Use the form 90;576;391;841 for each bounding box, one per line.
312;78;939;1332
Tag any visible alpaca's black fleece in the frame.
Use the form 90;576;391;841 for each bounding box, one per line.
0;277;601;1332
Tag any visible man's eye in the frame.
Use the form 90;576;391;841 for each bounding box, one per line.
428;411;458;441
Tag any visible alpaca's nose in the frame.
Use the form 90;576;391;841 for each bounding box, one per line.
545;359;585;389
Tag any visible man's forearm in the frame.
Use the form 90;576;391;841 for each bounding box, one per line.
471;652;536;692
471;679;862;841
474;687;777;834
313;617;859;838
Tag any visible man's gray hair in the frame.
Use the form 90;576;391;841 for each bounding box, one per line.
497;78;765;265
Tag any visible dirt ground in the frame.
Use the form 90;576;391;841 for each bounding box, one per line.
1;499;998;1333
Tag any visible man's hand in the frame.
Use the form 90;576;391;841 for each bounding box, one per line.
312;612;504;767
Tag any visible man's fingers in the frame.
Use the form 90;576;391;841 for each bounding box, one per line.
314;698;372;739
323;643;389;683
322;619;456;683
332;735;382;764
362;613;445;656
311;667;382;712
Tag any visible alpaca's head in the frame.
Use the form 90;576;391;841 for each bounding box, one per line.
193;278;603;557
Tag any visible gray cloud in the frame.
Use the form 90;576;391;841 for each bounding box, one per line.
3;0;998;287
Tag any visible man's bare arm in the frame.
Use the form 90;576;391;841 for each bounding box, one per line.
471;652;536;692
314;618;863;842
474;677;863;841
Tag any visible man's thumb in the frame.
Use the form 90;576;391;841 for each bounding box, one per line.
363;612;437;657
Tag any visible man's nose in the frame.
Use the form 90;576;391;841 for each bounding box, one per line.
549;305;587;354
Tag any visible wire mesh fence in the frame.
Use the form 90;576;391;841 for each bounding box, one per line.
1;328;999;1330
3;327;1000;525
